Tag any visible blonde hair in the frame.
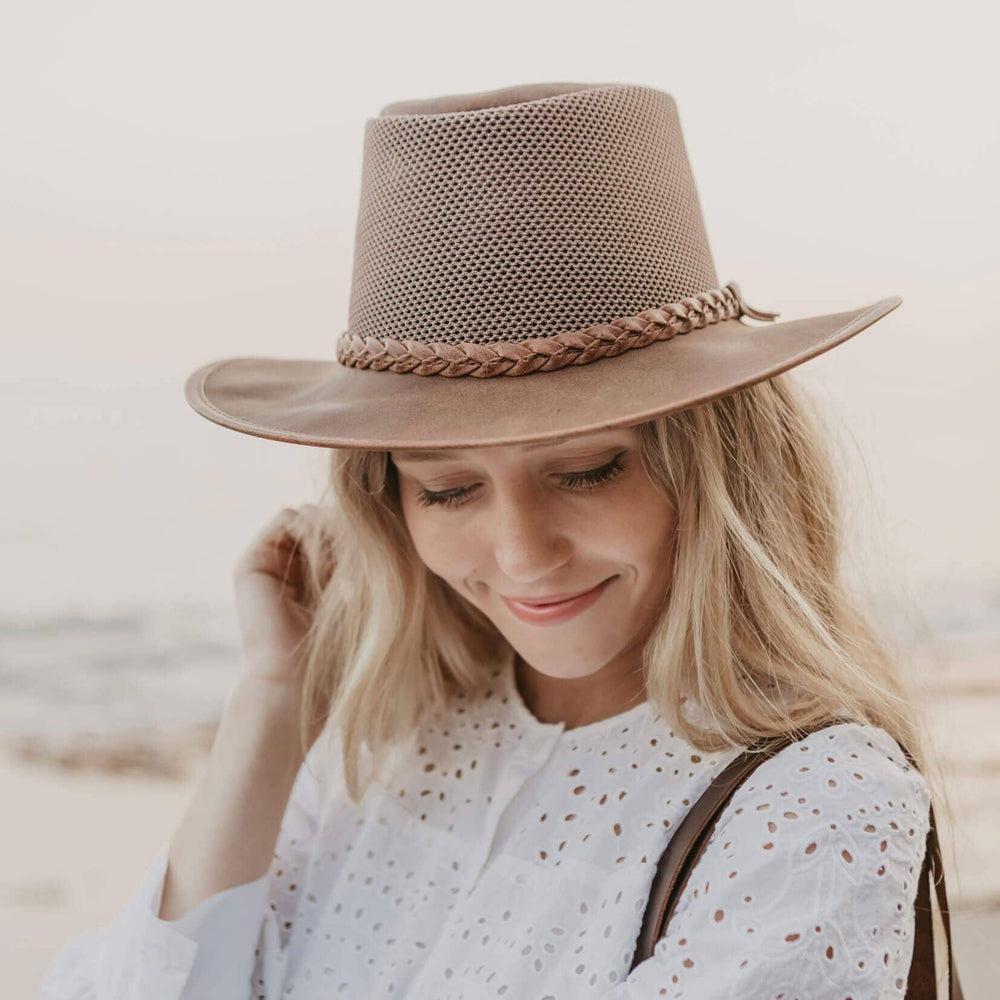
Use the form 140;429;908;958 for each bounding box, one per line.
288;373;946;826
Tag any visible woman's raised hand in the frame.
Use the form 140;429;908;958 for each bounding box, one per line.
232;503;331;687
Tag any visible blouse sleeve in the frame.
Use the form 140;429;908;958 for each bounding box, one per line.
38;737;329;1000
613;722;932;999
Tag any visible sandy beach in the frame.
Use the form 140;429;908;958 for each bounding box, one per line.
3;733;206;998
0;603;244;1000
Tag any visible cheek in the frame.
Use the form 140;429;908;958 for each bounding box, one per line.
597;477;676;565
402;503;481;582
642;492;677;570
647;492;678;552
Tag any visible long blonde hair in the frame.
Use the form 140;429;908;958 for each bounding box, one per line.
289;373;944;820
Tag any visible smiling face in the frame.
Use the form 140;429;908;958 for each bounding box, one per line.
391;427;677;697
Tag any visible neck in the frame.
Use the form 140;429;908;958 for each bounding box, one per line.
512;645;648;730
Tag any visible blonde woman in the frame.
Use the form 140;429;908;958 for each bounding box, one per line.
41;83;959;999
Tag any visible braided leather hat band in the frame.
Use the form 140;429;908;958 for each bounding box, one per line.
336;281;780;379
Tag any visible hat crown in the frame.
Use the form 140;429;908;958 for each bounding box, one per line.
346;83;719;348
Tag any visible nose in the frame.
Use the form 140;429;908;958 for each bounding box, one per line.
490;484;571;584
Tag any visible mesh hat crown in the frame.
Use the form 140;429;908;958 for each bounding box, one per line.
184;81;901;447
338;81;776;377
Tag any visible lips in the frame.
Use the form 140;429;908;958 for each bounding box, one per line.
500;576;616;626
507;586;598;606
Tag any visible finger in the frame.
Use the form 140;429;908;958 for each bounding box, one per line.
253;506;311;544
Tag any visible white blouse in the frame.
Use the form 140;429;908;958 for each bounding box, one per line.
40;650;931;999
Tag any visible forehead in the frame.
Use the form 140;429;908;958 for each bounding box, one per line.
391;428;635;464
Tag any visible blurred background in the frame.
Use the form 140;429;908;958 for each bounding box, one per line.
2;0;997;994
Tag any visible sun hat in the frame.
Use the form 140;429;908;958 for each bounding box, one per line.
183;80;901;450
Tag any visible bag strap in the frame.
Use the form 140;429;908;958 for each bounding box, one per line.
630;723;963;998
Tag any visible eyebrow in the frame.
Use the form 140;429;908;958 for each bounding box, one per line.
392;437;610;463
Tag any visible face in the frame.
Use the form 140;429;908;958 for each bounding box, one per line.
391;427;676;682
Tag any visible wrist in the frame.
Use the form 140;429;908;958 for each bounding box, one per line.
239;649;308;688
228;671;305;719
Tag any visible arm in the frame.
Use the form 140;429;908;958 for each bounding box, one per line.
159;676;308;920
615;723;932;999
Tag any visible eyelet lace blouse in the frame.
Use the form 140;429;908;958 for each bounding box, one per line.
40;649;931;999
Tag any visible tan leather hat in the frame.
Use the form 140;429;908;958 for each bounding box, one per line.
183;81;900;450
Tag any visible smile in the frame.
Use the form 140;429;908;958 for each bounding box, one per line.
500;576;616;626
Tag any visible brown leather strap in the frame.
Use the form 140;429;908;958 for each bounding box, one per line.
630;724;962;998
909;806;964;998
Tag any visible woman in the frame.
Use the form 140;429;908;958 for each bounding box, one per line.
40;82;953;998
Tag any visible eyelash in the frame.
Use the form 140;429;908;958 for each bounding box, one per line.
415;452;627;509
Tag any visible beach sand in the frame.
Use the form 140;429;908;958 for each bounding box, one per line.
2;736;205;998
6;667;999;998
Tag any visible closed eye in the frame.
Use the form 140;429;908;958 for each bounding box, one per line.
415;452;628;509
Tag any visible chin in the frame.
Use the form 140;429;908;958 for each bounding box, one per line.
511;639;619;680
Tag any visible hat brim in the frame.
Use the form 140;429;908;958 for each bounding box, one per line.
183;297;901;450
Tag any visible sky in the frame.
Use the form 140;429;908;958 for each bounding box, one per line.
1;0;997;622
